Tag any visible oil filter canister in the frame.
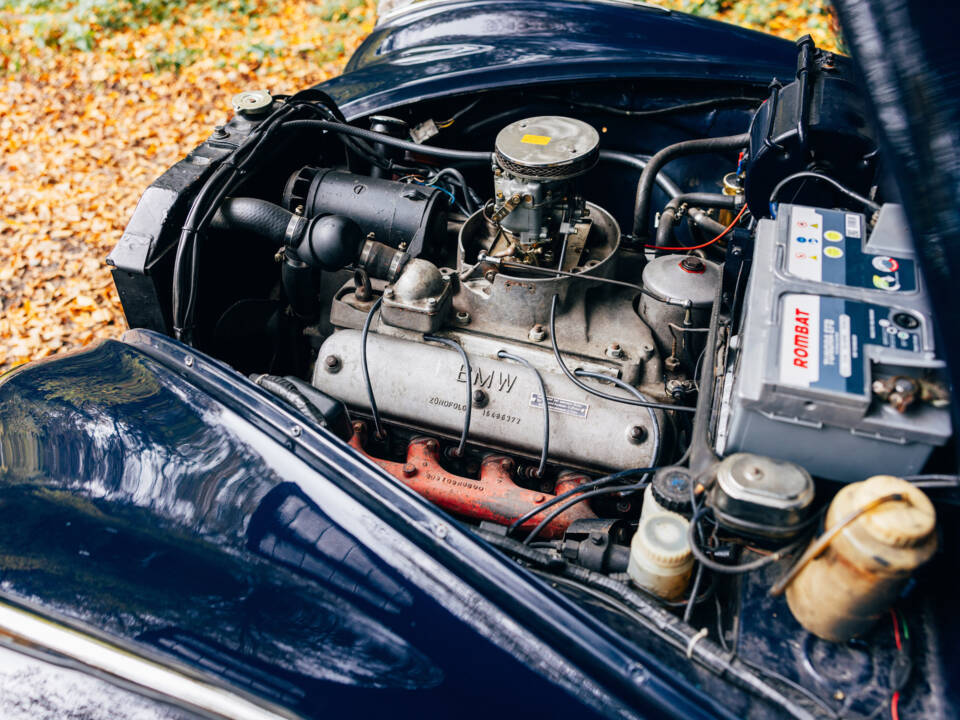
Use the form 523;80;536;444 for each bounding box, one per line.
785;475;936;642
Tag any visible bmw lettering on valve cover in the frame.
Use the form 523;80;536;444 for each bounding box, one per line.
1;1;958;718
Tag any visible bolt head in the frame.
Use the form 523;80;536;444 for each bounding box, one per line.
627;425;647;444
402;463;416;477
426;297;438;309
324;355;341;373
679;256;706;274
472;389;488;407
484;271;497;283
383;287;394;299
455;310;471;325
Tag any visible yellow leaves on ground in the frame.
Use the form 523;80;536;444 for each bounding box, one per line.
0;0;377;372
646;0;841;52
0;0;838;373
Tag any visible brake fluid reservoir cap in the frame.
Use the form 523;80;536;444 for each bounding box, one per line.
651;468;693;515
636;514;691;568
851;475;936;548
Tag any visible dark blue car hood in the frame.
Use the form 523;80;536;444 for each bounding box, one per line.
322;0;797;117
0;331;747;719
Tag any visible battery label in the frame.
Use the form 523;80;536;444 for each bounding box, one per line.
786;206;917;292
779;294;923;394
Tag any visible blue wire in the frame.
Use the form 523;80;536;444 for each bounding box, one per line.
411;178;456;206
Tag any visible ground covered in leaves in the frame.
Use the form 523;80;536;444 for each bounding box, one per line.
0;0;838;371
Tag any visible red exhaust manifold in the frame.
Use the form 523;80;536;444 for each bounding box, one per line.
349;422;596;539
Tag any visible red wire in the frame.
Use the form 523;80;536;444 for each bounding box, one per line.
646;204;748;251
891;608;902;651
891;609;902;720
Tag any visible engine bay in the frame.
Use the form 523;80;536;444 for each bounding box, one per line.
110;36;958;720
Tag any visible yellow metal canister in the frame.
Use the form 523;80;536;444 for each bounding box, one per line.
785;475;936;642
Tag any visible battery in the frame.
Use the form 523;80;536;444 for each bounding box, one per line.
717;203;951;482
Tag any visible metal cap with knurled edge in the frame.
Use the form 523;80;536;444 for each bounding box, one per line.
852;475;936;548
636;514;691;568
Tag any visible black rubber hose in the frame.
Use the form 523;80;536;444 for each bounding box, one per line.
632;133;750;237
687;207;728;238
689;283;723;474
598;150;682;198
212;197;305;245
281;119;492;163
655;193;738;248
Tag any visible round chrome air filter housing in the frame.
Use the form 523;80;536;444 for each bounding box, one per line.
494;116;600;180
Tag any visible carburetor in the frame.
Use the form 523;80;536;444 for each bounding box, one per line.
490;116;600;264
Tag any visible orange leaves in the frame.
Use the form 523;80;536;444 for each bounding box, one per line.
644;1;842;52
0;0;838;374
0;0;376;372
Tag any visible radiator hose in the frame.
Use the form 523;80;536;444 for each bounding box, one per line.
213;197;363;271
632;133;750;238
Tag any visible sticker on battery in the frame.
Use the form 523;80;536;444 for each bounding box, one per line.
779;293;923;394
785;206;917;292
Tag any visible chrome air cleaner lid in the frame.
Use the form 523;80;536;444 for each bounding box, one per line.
494;116;600;179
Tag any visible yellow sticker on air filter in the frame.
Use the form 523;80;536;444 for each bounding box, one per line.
520;134;551;145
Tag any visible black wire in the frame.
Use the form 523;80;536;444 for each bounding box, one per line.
548;295;687;427
686;492;809;575
713;594;730;654
736;655;841;719
507;466;655;536
430;167;478;213
523;481;649;546
769;171;881;213
174;99;310;340
436;97;482;126
361;296;385;439
497;350;549;478
424;335;472;457
528;541;561;550
494;259;687;306
280;119;492;163
573;369;696;414
683;562;705;624
536;94;763;118
903;473;960;488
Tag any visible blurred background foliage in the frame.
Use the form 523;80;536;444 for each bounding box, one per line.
0;0;839;370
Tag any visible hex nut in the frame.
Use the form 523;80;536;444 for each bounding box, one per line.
528;324;547;342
